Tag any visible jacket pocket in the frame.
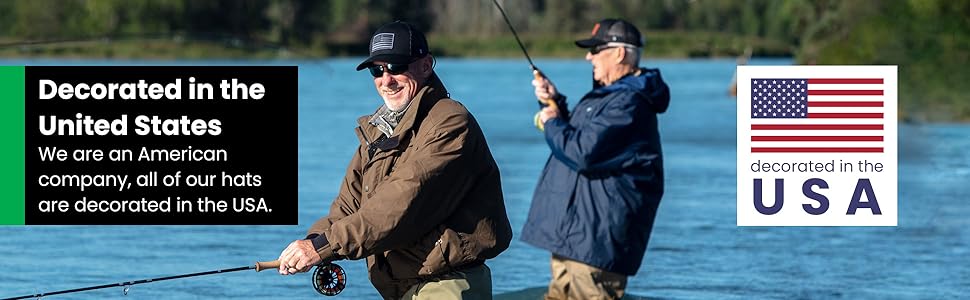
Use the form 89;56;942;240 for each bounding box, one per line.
362;153;396;198
418;227;470;276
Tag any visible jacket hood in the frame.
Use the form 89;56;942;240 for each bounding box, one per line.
593;68;670;113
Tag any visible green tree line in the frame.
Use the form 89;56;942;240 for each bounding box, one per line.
799;0;969;121
0;0;858;57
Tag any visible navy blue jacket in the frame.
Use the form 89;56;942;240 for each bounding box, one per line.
521;68;670;275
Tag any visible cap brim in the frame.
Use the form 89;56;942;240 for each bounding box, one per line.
355;54;418;71
575;38;605;48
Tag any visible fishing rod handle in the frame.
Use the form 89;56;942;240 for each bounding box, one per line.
533;69;559;110
533;68;558;132
255;260;281;272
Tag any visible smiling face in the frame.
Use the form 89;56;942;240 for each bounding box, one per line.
372;56;432;111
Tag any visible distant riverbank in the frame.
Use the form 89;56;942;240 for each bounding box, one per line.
0;31;791;60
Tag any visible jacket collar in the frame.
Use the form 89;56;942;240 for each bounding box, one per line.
355;72;449;149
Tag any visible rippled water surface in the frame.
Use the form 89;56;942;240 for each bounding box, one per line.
0;58;966;299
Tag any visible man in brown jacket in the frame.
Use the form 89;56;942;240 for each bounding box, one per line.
276;21;512;300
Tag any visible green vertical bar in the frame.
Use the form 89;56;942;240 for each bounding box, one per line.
0;66;25;225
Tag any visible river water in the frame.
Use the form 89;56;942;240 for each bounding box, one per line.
0;58;966;299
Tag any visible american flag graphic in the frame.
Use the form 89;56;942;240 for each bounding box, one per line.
371;33;395;52
750;78;884;153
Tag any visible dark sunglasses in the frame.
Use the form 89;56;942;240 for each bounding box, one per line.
589;45;620;55
368;63;410;77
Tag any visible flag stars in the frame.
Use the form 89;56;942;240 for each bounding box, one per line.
750;79;813;118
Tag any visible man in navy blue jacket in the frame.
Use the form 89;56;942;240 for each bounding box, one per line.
521;19;670;300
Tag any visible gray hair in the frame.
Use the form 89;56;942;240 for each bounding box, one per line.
623;47;641;66
603;42;640;66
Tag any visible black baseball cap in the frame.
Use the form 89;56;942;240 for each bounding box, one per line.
356;21;430;71
575;19;643;48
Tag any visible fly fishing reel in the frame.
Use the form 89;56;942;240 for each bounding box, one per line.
312;263;346;296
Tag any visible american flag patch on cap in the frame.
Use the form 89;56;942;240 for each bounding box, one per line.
371;33;395;52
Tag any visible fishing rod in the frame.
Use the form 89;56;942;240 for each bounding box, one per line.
491;0;560;112
2;260;346;299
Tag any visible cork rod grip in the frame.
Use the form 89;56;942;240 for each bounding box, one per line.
533;69;558;111
254;260;281;272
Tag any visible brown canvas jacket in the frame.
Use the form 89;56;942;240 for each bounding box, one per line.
306;73;512;299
